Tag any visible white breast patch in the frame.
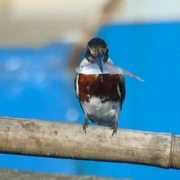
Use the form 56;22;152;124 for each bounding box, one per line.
81;97;120;127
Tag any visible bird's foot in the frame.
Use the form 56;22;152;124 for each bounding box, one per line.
111;123;118;136
83;116;89;133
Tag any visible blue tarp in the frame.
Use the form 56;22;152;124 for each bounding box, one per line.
0;22;180;179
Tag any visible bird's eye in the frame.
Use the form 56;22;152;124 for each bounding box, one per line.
87;48;91;54
85;47;96;63
105;48;108;54
89;52;96;63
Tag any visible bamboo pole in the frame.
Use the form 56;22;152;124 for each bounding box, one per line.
0;168;130;180
0;116;179;169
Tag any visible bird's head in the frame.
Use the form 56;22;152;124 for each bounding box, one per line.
85;38;109;73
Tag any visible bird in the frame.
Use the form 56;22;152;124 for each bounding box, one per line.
74;37;125;136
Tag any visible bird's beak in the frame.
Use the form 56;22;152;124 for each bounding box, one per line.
95;54;104;73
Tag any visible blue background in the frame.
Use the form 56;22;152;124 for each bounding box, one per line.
0;22;180;179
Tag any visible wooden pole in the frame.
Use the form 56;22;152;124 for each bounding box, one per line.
0;168;130;180
0;116;179;169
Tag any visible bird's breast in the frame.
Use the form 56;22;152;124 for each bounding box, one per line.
76;73;121;102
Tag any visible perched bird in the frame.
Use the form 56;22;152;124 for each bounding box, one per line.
74;38;125;135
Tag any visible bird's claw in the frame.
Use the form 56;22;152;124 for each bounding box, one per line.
111;123;118;136
83;117;89;133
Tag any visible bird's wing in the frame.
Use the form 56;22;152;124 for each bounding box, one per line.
74;73;79;97
119;75;126;109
